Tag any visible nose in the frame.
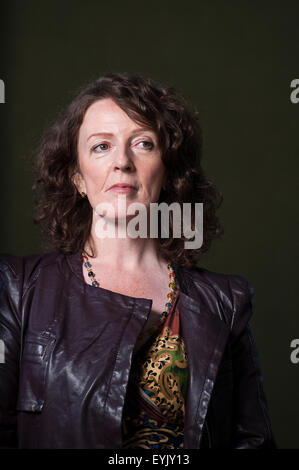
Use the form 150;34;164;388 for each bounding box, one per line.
113;145;135;172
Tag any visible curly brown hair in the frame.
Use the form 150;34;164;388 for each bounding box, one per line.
32;72;223;268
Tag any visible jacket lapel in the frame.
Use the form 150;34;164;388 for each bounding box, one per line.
175;266;231;448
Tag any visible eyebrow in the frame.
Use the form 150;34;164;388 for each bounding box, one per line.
86;128;156;142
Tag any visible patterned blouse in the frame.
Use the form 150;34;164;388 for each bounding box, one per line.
121;292;189;449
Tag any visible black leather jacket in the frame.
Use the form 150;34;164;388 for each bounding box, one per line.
0;250;277;449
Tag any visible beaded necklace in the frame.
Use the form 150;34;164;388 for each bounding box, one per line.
82;251;177;323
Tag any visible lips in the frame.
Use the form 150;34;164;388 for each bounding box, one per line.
108;183;137;190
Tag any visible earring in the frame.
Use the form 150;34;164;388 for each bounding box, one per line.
81;191;86;198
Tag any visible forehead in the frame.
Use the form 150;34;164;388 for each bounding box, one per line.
79;98;153;138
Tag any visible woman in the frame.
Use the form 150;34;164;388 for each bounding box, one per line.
0;73;276;449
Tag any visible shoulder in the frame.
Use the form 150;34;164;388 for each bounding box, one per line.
179;264;253;304
195;265;253;302
0;251;72;335
0;251;62;294
179;264;254;336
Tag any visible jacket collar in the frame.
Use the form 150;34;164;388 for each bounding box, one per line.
66;250;85;283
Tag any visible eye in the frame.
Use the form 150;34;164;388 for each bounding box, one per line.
137;140;154;151
92;142;110;153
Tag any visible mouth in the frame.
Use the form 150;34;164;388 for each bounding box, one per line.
107;183;138;193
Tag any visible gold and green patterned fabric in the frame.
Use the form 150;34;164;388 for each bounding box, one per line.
121;293;189;449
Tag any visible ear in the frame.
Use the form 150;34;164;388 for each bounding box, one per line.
72;171;86;196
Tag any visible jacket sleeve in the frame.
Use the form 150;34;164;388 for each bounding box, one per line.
229;277;277;449
0;258;22;448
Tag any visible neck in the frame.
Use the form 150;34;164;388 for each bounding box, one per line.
85;214;166;273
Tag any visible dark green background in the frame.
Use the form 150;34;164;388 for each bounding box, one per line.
1;0;298;448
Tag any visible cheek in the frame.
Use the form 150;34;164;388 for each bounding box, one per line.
148;164;164;187
141;164;164;198
83;163;105;190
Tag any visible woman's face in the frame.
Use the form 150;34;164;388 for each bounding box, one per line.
74;98;165;220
